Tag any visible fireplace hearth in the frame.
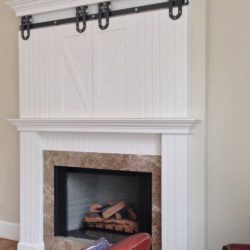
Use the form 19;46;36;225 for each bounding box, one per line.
54;166;152;243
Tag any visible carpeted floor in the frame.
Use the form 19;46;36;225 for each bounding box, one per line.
0;239;17;250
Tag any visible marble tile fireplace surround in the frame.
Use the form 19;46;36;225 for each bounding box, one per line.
44;150;161;250
7;0;202;250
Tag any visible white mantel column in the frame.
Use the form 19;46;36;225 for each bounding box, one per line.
18;132;44;250
162;134;191;250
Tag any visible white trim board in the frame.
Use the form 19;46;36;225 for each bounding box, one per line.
0;221;20;241
8;118;200;134
7;0;171;17
7;0;107;16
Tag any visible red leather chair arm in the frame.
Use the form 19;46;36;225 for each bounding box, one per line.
109;233;152;250
223;244;250;250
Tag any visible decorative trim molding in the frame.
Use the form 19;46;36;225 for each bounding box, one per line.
9;118;200;134
162;134;191;250
18;132;44;250
0;221;20;241
7;0;105;16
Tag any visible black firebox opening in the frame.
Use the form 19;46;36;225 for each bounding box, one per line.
54;166;152;243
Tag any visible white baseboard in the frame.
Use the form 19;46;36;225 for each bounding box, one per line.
18;242;44;250
0;221;20;241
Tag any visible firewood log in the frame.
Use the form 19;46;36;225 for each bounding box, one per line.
123;224;139;234
96;223;105;229
87;212;102;217
104;224;116;231
85;221;139;234
127;207;137;220
102;201;126;219
115;212;122;220
114;219;138;227
84;216;103;223
90;203;103;213
114;224;124;231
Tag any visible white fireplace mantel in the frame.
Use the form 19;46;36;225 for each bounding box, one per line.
9;118;199;250
9;118;199;134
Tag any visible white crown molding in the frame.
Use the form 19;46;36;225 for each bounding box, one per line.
7;0;107;16
8;118;200;134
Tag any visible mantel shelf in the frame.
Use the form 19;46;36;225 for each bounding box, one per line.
8;118;200;134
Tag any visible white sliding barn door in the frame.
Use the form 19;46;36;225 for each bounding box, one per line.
93;14;138;116
19;8;189;119
59;25;93;116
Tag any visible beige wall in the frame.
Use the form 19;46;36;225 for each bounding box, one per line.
0;1;19;223
207;0;250;249
191;1;207;250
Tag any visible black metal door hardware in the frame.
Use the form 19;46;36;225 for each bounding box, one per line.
169;0;183;20
20;0;189;40
98;2;111;30
21;15;32;40
76;6;88;33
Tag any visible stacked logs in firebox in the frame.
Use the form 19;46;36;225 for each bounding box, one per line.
84;201;139;234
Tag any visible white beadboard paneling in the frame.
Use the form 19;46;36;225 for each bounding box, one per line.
162;134;191;250
60;25;93;115
42;132;161;155
19;24;93;118
19;9;189;119
19;132;44;250
93;14;138;116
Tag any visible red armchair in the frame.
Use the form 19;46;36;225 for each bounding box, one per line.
110;233;152;250
223;244;250;250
